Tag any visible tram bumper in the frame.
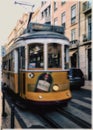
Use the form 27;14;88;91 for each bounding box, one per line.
25;90;72;106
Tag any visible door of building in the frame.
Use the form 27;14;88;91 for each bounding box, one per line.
88;48;91;80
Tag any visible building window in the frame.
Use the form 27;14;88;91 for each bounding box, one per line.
41;1;46;7
61;0;66;5
61;12;66;28
54;2;57;11
71;29;76;43
71;5;76;24
83;1;92;11
47;6;51;16
41;6;51;19
45;9;47;17
41;12;44;18
54;17;58;25
88;15;91;40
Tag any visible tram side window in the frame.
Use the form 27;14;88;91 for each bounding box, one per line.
48;43;61;68
28;44;44;68
8;59;11;71
8;52;14;71
2;52;14;71
18;47;25;69
64;45;69;69
11;52;14;71
21;47;25;69
2;60;8;70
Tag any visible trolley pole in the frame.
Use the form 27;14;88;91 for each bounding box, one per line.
11;104;15;128
14;1;34;31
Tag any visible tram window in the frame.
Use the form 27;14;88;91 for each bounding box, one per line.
48;43;61;68
7;52;14;71
2;61;7;70
64;45;69;69
28;44;44;68
18;47;25;69
21;47;25;69
8;59;11;71
11;51;14;71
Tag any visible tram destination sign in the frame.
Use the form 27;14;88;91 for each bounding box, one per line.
27;22;64;34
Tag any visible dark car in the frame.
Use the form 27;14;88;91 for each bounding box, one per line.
68;68;85;89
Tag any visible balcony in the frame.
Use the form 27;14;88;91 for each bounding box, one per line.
70;40;78;49
83;1;92;14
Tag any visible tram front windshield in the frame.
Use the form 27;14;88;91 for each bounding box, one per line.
28;43;64;69
29;43;44;68
48;43;61;68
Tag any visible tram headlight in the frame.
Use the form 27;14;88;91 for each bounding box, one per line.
53;85;59;91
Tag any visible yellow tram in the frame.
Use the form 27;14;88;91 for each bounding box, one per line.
2;23;72;106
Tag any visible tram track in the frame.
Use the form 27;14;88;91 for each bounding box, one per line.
37;111;63;128
2;90;91;129
57;106;91;128
38;110;81;128
70;100;91;115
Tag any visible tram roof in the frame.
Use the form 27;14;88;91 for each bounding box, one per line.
15;31;69;43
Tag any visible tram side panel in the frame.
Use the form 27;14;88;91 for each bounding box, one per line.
2;50;19;94
9;73;18;93
2;71;18;94
2;71;10;88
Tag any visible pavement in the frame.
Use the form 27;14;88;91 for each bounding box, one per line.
85;80;92;86
84;80;92;90
1;99;21;129
0;80;92;129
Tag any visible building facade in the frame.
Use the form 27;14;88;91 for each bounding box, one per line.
5;13;29;53
79;1;92;80
8;13;28;41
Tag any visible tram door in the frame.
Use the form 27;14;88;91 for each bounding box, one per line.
18;47;26;98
